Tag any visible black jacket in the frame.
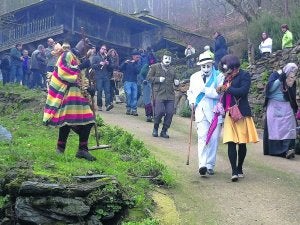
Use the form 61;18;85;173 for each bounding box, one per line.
120;60;139;83
92;54;112;80
225;69;252;117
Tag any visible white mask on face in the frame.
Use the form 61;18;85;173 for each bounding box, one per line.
201;63;213;76
162;55;172;66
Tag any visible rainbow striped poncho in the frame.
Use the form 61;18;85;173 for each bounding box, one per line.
43;51;95;127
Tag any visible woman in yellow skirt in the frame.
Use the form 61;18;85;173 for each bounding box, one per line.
217;55;259;182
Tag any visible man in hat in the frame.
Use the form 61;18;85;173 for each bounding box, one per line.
120;50;141;116
187;51;224;176
147;52;179;138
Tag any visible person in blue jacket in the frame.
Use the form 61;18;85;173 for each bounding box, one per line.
213;31;228;69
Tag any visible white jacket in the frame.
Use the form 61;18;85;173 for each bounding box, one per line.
184;47;195;57
187;70;224;123
259;37;272;53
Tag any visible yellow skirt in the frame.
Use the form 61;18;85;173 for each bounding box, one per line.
223;112;259;144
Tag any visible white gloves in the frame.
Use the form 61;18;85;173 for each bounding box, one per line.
159;77;165;82
174;79;179;86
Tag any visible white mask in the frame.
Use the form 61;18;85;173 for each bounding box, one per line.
162;55;172;66
201;63;213;76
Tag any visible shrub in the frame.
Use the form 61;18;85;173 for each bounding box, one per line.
179;102;191;118
248;8;300;52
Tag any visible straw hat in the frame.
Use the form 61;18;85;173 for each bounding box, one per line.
197;51;214;65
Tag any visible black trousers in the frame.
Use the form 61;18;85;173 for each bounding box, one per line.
57;124;94;151
227;142;247;175
153;99;175;130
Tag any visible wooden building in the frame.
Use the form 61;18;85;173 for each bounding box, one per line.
0;0;211;59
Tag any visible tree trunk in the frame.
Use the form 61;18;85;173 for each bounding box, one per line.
132;0;138;13
283;0;290;17
147;0;154;13
247;38;255;65
167;0;171;21
225;0;252;23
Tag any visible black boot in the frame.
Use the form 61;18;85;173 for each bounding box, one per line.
56;141;66;154
152;124;159;137
76;150;96;161
160;128;169;138
76;142;96;161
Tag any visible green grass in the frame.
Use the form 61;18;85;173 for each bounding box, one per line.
122;218;160;225
0;85;174;223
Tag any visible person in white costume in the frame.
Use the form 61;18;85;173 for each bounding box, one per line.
187;51;224;176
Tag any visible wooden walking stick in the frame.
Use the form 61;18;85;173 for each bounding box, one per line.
186;105;194;165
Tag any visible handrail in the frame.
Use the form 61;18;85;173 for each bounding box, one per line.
0;16;55;44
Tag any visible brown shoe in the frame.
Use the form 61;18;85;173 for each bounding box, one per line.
76;150;96;161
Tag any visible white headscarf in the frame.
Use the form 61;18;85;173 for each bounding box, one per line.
283;63;298;75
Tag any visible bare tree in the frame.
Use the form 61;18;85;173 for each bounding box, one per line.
132;0;138;13
147;0;154;13
224;0;254;22
283;0;290;17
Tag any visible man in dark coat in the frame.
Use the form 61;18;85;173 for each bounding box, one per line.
9;43;24;84
213;31;228;69
92;44;113;111
147;52;179;138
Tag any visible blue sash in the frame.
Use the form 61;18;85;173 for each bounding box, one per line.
194;68;219;108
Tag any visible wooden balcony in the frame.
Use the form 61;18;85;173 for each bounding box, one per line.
0;16;63;52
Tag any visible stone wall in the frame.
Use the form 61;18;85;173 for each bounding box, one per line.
174;42;300;126
248;42;300;128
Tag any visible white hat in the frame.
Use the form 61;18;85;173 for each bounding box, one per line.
197;51;214;65
204;45;210;51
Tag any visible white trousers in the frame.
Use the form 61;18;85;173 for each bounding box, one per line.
196;118;221;170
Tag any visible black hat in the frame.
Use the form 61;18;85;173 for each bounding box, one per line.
131;49;140;56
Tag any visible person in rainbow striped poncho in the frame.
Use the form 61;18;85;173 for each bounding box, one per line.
43;42;96;161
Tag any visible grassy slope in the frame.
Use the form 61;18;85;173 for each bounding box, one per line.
0;85;172;224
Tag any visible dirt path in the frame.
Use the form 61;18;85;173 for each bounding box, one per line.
99;104;300;225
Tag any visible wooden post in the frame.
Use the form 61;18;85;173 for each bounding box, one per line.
105;16;112;39
71;3;76;34
26;10;30;35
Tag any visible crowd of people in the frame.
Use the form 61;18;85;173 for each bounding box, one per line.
0;23;298;182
